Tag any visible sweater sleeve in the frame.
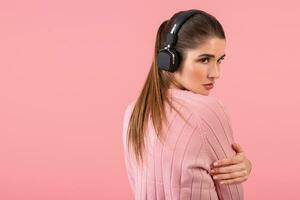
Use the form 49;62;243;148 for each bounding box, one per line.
197;97;244;200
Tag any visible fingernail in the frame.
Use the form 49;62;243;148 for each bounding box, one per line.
211;169;215;173
213;162;218;166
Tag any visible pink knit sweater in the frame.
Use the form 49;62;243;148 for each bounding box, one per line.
122;88;244;200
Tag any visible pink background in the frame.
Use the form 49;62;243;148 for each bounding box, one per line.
0;0;299;199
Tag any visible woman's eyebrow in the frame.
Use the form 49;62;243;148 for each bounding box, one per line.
198;54;226;60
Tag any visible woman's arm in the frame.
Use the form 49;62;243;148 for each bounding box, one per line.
195;96;245;200
210;143;252;185
202;127;244;200
210;98;252;185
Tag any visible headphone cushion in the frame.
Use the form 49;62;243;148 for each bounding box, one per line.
157;49;172;71
157;48;180;72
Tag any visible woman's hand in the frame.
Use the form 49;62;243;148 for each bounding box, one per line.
210;143;252;185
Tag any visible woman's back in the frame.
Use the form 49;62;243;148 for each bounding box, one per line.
122;88;244;200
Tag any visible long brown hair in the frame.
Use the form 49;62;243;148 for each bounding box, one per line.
126;9;226;166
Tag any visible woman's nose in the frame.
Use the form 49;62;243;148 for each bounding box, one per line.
208;65;220;79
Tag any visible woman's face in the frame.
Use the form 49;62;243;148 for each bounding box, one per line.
173;37;226;95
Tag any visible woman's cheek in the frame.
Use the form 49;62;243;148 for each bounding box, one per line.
192;64;207;81
185;66;204;87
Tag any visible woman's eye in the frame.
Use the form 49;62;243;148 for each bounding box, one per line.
198;57;225;64
199;57;209;63
218;57;225;64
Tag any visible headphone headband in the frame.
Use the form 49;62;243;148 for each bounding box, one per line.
164;9;201;47
157;9;202;72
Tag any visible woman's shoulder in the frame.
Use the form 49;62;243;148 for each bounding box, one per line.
124;89;228;127
167;88;229;128
168;88;225;111
123;100;136;122
125;100;135;113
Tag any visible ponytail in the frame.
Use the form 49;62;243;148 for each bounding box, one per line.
127;19;190;166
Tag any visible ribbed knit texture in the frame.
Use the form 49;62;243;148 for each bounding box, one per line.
122;88;244;200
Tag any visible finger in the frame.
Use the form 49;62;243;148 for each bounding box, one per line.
220;176;248;185
232;143;244;153
213;155;244;167
212;170;248;181
210;163;246;174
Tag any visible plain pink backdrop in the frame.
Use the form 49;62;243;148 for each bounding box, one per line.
0;0;299;199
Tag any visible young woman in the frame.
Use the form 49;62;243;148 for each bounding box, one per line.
122;9;252;200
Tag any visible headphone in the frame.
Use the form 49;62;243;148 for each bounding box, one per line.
157;9;201;72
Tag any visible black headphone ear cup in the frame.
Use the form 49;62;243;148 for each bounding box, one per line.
157;49;172;71
157;48;181;72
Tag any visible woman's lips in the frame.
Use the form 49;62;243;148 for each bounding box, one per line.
203;83;214;90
